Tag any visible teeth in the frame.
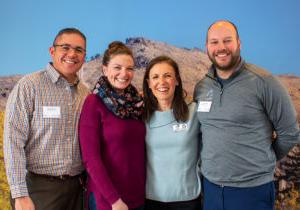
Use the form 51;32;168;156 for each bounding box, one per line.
116;78;127;82
64;60;76;64
158;87;168;92
216;53;227;57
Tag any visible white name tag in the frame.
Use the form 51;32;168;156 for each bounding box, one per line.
197;101;212;112
173;123;188;132
43;106;61;118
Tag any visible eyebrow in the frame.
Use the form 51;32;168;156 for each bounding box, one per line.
208;36;233;40
54;43;86;50
112;63;134;68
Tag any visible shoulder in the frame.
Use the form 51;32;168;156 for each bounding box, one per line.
78;81;91;92
187;102;199;122
244;63;286;94
188;102;196;110
80;94;104;120
194;76;208;88
83;94;101;106
193;77;209;101
244;63;273;80
15;70;45;88
77;81;91;98
243;62;282;87
8;70;46;100
82;94;111;114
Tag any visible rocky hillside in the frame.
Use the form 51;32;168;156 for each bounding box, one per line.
0;75;23;110
279;75;300;123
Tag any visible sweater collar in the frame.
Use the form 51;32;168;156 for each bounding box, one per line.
207;58;245;81
149;109;176;128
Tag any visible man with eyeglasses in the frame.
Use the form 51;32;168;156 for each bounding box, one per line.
4;28;90;210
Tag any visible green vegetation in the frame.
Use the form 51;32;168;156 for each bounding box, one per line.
0;111;11;210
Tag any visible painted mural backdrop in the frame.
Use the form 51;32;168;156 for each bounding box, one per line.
0;38;299;210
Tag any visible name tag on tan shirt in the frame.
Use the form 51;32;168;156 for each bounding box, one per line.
43;106;61;118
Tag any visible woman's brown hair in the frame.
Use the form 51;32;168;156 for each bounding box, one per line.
143;55;188;122
102;41;133;66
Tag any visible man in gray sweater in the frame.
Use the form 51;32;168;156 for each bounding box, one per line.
193;20;300;210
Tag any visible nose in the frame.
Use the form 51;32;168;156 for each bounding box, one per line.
119;68;129;76
217;41;226;50
67;48;77;56
158;76;166;84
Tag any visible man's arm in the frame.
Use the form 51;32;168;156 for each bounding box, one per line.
4;77;34;199
263;75;300;160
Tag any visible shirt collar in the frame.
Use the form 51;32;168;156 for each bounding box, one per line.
46;63;79;86
46;63;61;83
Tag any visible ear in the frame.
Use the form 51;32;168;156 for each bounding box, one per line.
49;46;55;58
205;43;208;55
102;65;108;76
238;39;241;49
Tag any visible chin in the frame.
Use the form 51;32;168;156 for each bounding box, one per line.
116;85;129;91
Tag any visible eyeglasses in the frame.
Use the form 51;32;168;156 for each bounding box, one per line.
53;44;86;55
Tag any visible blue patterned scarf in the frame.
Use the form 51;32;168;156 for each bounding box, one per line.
93;76;143;120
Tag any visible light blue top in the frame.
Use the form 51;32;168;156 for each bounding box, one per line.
145;103;201;202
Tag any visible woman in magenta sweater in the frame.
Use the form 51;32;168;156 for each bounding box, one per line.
79;41;145;210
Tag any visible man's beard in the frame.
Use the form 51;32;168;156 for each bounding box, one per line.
208;49;241;71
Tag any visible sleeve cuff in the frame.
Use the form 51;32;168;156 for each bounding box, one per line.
10;185;29;199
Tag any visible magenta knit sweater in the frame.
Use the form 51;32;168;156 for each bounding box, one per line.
79;94;146;210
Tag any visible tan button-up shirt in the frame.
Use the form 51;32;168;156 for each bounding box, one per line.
4;63;90;198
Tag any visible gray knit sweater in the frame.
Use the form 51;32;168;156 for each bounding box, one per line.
193;60;300;187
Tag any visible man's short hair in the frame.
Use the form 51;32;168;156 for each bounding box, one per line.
52;28;86;46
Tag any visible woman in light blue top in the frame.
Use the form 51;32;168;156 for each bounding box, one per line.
143;56;201;210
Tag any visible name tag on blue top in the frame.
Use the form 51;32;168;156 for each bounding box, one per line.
173;123;188;132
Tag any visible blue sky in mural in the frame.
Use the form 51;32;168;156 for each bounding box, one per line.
1;0;299;76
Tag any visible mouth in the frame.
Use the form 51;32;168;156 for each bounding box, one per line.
63;59;78;64
157;87;169;92
216;53;228;58
215;50;230;58
116;78;129;83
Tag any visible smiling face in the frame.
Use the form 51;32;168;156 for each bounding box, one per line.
102;54;135;93
49;33;86;83
147;62;178;110
206;21;241;77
